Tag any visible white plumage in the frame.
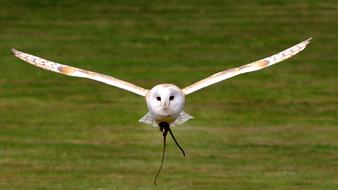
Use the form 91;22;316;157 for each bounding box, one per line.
12;38;311;127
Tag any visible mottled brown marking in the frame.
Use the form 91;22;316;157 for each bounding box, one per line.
239;64;251;70
57;66;75;74
257;60;269;68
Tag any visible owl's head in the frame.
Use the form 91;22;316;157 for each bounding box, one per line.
146;84;185;117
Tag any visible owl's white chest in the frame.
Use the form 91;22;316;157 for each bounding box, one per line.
148;107;182;124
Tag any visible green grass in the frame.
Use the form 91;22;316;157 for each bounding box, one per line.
0;0;337;189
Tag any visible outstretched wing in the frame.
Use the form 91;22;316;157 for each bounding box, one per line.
12;49;148;96
182;38;312;95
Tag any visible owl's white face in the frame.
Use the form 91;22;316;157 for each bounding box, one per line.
146;84;185;122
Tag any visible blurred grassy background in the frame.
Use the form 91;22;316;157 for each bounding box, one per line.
0;0;337;189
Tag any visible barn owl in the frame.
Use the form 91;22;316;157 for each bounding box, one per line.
12;38;311;184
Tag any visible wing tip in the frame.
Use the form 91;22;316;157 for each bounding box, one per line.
11;48;19;54
304;37;312;45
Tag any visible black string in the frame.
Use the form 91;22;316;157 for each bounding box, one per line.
154;122;186;185
154;126;168;185
168;127;186;157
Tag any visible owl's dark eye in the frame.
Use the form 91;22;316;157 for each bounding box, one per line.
156;97;161;101
169;96;175;100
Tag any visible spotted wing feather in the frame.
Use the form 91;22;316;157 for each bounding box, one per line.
182;38;312;95
12;49;148;96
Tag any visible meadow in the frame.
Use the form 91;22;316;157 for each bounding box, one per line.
0;0;337;189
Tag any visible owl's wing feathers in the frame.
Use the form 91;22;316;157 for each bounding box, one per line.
139;112;156;127
172;111;194;126
12;49;148;96
139;111;193;127
182;38;312;95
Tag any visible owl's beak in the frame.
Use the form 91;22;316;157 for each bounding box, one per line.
161;100;169;110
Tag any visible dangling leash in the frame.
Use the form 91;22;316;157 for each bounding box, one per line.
154;122;185;185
